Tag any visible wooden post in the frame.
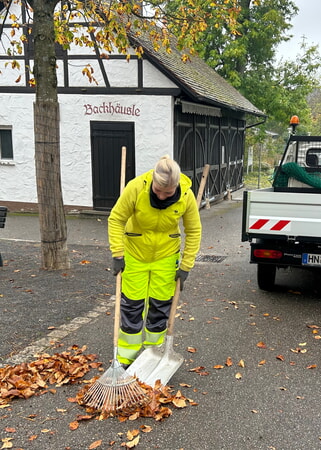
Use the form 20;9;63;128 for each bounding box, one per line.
196;164;210;209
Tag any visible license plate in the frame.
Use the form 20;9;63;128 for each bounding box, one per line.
302;253;321;266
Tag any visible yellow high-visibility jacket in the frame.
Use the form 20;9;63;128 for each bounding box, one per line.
108;170;202;272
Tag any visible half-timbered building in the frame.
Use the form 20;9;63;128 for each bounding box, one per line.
0;1;264;211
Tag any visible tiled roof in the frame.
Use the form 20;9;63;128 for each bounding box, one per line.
130;31;265;117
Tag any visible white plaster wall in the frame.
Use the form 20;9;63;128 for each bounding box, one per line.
0;93;174;207
59;94;174;206
102;59;138;87
143;60;178;88
0;94;37;202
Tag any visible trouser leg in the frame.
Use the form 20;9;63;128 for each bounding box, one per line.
117;253;149;365
143;253;178;347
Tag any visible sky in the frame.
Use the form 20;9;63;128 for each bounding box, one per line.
276;0;321;60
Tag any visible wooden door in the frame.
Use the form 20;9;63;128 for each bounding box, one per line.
91;121;135;210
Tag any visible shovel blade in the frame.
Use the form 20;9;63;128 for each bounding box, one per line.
126;345;165;382
126;336;183;386
144;349;184;386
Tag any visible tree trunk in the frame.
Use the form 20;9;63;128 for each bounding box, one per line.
32;0;70;269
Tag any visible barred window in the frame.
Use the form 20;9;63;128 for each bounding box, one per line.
0;128;13;159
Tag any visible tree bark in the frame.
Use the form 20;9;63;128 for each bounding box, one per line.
32;0;70;269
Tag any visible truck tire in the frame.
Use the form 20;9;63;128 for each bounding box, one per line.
257;264;276;291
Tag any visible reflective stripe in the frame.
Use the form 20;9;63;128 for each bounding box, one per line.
117;329;143;364
143;328;167;347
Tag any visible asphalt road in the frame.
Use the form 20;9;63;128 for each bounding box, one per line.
1;200;321;450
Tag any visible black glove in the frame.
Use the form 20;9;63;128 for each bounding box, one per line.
113;257;125;276
175;269;189;291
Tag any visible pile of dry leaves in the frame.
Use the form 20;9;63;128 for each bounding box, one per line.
0;345;100;407
0;345;195;423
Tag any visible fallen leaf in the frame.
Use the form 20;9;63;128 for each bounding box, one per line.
213;365;224;370
140;425;152;433
127;429;139;440
125;435;140;448
225;357;233;367
88;440;102;449
4;428;16;433
1;438;13;449
306;364;317;369
28;435;38;441
187;347;197;353
238;360;245;368
276;355;285;361
69;421;79;431
235;373;242;379
257;342;267;349
258;360;266;365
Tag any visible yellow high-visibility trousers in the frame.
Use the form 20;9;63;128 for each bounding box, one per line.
117;251;179;365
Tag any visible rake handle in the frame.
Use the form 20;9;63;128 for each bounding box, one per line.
167;279;181;336
114;272;122;347
113;145;126;348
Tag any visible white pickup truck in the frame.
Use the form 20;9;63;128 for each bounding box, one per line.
242;133;321;290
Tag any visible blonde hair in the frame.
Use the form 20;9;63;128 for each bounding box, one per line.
153;155;181;188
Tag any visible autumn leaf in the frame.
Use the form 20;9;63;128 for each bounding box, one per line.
125;435;140;448
189;366;205;373
258;360;266;366
306;364;317;369
88;440;102;449
276;355;285;361
140;425;152;433
4;428;16;433
80;260;91;265
238;360;245;368
187;347;197;353
172;391;187;408
127;429;139;440
28;435;38;441
213;365;224;370
256;341;267;349
235;372;242;379
225;357;233;367
69;421;79;431
1;438;13;449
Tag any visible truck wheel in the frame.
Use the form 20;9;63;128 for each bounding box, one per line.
257;264;276;291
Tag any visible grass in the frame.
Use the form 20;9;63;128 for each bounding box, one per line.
244;170;274;189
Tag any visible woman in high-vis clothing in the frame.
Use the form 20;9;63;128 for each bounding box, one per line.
108;155;202;367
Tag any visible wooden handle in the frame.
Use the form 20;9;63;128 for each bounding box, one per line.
120;146;126;195
114;146;126;346
167;279;181;336
196;164;210;209
113;272;122;346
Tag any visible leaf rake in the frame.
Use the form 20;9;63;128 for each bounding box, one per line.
84;272;148;413
84;146;148;413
